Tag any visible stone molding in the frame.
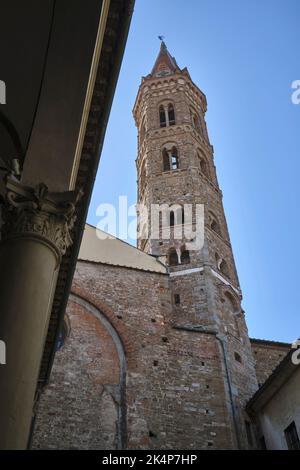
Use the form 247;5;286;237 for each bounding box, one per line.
1;176;82;260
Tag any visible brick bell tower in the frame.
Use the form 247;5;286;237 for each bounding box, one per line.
133;41;258;449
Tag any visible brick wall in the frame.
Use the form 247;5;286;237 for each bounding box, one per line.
33;260;243;449
32;298;122;449
250;339;291;387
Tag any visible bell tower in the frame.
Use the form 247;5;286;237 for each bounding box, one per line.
133;41;258;449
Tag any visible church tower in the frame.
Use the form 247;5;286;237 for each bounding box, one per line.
133;41;258;449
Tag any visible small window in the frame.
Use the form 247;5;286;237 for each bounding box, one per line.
162;146;179;172
181;248;190;265
245;421;253;447
181;207;184;225
211;219;220;233
210;215;221;236
284;421;300;450
159;105;166;128
171;154;178;170
170;207;184;226
199;156;209;179
168;249;178;266
219;259;229;277
170;211;175;227
191;112;202;133
168;103;175;125
174;294;180;305
171;147;179;170
234;352;242;363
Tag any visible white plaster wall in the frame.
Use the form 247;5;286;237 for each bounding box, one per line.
258;367;300;449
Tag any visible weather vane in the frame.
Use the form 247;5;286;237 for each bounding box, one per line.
158;35;165;42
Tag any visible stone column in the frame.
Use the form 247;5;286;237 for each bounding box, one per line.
164;105;170;127
0;176;79;449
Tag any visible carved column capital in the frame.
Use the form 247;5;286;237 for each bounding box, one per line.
0;177;82;260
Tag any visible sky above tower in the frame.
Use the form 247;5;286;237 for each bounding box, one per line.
87;0;300;344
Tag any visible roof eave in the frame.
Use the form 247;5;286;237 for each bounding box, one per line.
38;0;135;387
246;350;298;414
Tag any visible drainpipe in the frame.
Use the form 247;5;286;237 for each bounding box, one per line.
216;333;241;450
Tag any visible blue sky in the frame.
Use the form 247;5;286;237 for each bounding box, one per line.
87;0;300;343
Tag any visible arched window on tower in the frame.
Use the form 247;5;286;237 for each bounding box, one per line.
209;211;222;236
170;211;175;227
162;146;179;172
223;290;241;338
215;252;221;270
168;103;175;125
180;207;184;225
191;110;202;134
163;148;170;171
181;246;190;264
159;105;166;128
220;259;229;278
171;146;179;170
211;218;221;235
168;248;178;266
199;154;210;179
169;207;184;227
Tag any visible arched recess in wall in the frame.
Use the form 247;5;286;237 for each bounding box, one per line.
190;108;202;134
69;293;127;449
208;210;222;236
223;290;239;314
162;142;179;172
197;149;211;180
32;293;127;450
221;290;241;338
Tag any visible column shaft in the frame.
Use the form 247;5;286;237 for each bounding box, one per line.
0;236;59;449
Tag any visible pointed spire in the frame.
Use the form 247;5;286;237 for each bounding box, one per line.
151;38;180;77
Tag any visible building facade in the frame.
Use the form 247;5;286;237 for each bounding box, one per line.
32;43;291;450
247;348;300;450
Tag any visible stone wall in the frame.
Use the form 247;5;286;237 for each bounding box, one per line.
250;339;290;387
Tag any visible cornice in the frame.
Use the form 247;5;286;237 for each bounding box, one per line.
133;71;207;120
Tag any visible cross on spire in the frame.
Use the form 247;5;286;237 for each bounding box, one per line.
158;35;167;50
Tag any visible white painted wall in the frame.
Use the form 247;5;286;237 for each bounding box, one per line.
257;367;300;449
